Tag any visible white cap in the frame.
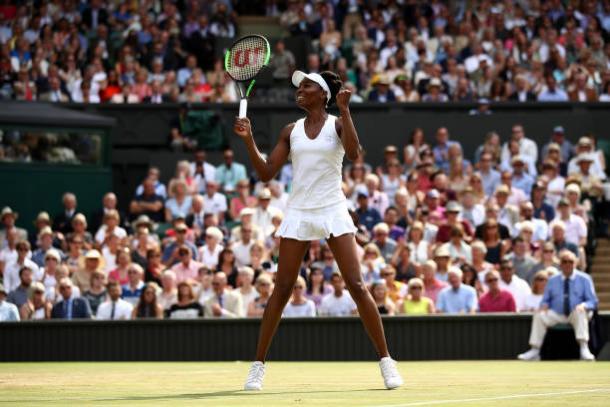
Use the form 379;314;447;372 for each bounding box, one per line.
292;71;331;105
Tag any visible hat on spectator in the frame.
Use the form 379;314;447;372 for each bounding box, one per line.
427;78;442;89
542;159;558;170
240;207;255;217
205;226;224;240
576;153;595;164
1;207;17;221
427;189;440;199
434;245;451;258
357;189;369;198
532;180;547;190
34;211;51;225
566;183;581;195
547;143;561;152
578;137;592;147
0;283;6;295
175;223;188;232
553;126;565;133
495;184;510;195
511;155;525;165
517;220;534;233
38;226;53;239
376;74;391;86
478;98;490;105
44;249;61;262
445;201;462;213
132;214;156;231
384;145;398;153
411;221;424;231
257;188;272;200
557;198;570;207
85;249;102;260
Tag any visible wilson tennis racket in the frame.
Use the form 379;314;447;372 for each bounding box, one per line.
224;35;271;118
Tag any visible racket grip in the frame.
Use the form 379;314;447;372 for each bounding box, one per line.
238;99;248;118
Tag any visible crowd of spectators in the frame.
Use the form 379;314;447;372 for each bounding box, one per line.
0;122;607;321
3;1;610;104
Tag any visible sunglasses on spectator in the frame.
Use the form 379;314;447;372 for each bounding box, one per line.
410;286;423;290
380;273;394;277
535;277;548;281
486;278;498;283
258;282;271;287
17;248;28;252
561;259;574;264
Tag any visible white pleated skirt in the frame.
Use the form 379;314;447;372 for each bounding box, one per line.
277;200;357;241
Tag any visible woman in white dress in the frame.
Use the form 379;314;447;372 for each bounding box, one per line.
235;71;402;390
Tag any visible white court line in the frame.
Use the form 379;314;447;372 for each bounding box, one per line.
377;388;610;407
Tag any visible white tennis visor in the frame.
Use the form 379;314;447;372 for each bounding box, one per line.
292;71;331;104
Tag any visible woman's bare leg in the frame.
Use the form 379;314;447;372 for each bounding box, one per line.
254;237;310;362
327;233;390;358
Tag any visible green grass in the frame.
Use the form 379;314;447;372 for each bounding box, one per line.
0;361;609;406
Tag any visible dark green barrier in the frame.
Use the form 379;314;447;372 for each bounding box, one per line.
0;313;608;361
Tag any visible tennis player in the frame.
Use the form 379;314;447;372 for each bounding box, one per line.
234;70;403;391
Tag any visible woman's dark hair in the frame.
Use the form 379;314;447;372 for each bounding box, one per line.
217;248;235;269
320;71;342;107
136;283;158;318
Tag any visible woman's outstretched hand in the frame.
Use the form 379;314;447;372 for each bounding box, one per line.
335;88;351;111
234;117;253;139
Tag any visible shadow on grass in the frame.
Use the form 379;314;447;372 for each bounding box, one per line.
95;388;388;402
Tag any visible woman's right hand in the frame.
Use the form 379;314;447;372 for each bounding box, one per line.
234;117;252;140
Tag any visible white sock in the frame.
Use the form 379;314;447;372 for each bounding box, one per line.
579;341;589;351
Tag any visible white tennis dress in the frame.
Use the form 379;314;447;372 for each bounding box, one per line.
277;114;357;241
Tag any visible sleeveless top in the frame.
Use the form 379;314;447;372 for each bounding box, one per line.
402;297;433;315
287;115;346;210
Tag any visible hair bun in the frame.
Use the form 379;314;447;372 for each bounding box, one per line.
320;71;342;107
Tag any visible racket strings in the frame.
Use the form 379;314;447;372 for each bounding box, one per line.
226;37;269;81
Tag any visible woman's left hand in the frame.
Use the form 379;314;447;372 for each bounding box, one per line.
335;88;351;111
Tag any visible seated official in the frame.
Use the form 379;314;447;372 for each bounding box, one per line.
518;250;598;361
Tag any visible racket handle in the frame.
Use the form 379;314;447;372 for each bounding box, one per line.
238;99;248;118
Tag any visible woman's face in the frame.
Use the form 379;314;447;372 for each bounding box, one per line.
295;78;326;110
117;252;130;267
373;284;386;301
257;281;271;296
310;269;324;284
143;287;156;303
178;285;190;299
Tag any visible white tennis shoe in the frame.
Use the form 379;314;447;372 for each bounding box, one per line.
517;348;541;361
244;361;265;391
379;357;403;389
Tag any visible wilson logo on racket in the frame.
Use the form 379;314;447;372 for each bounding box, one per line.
224;35;271;118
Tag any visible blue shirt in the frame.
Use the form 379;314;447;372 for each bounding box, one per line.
165;196;193;220
356;207;382;232
433;141;461;170
541;271;598;314
0;300;20;321
215;162;247;191
480;169;501;197
437;284;478;314
511;172;535;196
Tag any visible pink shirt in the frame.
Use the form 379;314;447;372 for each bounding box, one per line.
478;290;516;312
424;279;448;304
171;260;204;283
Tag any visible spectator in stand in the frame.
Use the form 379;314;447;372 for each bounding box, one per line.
216;148;248;193
4;241;40;293
537;75;569;102
203;272;244;318
171;244;204;285
7;266;34;308
380;265;406;306
524;269;552;312
432;127;460;171
0;283;20;321
165;179;193;222
90;192;126;235
167;282;204;319
283;276;316;317
230;181;257;222
233;226;255;268
131;283;164;319
501;124;538;167
190;149;216;195
94;210;127;247
0;229;20;275
82;270;107;316
0;207;28;248
554;199;587;248
518;250;597;361
121;264;145;306
478;270;517;313
306;266;332;309
130;177;165;224
506;237;537;283
319;273;357;317
53;193;78;235
370;280;396;316
158;270;178;312
51;278;92;320
433;245;452;282
236;266;257;316
72;249;103;292
498;258;531;312
198;226;224;270
107;246;130;284
135;168;167;200
371;223;396;265
96;281;133;320
247;274;274;317
203;180;228;225
401;278;435;315
477;152;501;198
355;191;382;233
436;267;477;314
541;126;574;165
19;282;51;320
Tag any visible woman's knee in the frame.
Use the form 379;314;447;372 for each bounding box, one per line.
345;278;368;299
